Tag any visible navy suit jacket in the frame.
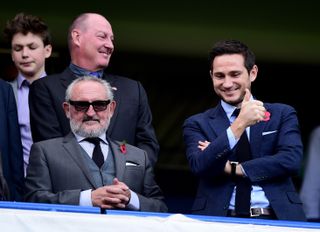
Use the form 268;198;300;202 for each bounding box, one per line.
0;79;24;201
29;68;159;166
183;102;306;221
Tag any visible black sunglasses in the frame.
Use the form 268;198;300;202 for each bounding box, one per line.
69;100;111;112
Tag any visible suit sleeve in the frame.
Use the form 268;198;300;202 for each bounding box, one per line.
300;127;320;219
29;79;64;142
24;143;80;204
183;116;232;177
7;86;24;201
135;151;168;212
242;105;303;182
134;82;159;167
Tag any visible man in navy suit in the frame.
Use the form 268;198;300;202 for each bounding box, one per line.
0;79;24;201
183;40;306;221
29;13;159;166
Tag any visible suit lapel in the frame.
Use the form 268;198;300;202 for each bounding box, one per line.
62;133;98;188
108;139;126;181
61;68;77;89
8;80;18;103
208;104;231;137
250;106;269;158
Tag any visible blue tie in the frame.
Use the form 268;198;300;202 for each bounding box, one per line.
89;72;101;78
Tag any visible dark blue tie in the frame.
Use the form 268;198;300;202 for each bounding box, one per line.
89;72;101;78
232;108;252;216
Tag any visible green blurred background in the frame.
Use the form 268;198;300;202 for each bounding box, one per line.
1;1;319;213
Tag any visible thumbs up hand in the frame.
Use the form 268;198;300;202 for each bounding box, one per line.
231;89;266;139
238;89;266;126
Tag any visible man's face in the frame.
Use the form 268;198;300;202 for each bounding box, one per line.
63;80;115;137
11;32;52;79
76;14;114;70
211;54;257;106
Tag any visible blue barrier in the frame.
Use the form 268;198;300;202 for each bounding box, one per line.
0;201;320;230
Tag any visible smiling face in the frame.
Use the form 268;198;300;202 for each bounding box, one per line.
72;14;114;71
11;32;52;80
63;80;115;137
211;54;258;107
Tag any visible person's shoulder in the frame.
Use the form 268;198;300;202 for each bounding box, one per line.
110;139;145;155
265;102;295;111
310;126;320;138
106;73;136;83
0;79;14;97
0;79;11;88
105;73;141;88
33;136;64;146
32;69;69;86
185;107;217;121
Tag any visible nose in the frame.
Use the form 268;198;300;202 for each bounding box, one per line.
21;47;29;58
222;76;233;88
85;105;96;116
104;38;114;52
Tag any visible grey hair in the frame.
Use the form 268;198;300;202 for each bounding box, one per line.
65;76;114;101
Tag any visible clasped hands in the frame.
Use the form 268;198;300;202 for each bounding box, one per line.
91;178;131;209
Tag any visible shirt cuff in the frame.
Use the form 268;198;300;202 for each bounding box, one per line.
227;127;239;149
79;189;93;206
126;190;140;210
239;164;248;177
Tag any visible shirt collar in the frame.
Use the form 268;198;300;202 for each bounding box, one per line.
74;132;108;145
69;63;104;78
17;72;46;88
220;95;254;119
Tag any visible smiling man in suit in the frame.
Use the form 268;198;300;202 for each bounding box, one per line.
25;76;167;212
183;40;306;221
29;13;159;167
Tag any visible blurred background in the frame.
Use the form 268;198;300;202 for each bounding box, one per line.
1;1;319;213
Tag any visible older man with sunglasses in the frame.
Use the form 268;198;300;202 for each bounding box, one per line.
24;76;167;213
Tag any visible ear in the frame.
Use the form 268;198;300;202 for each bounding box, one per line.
63;102;71;119
44;44;52;58
249;65;258;82
71;29;81;47
109;100;116;117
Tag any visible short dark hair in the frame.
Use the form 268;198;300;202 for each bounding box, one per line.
3;12;51;46
208;39;255;74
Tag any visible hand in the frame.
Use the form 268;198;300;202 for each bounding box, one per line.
198;140;210;151
231;89;266;139
238;89;266;126
112;178;131;203
91;178;131;209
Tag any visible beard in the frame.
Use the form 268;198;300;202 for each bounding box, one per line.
70;116;110;138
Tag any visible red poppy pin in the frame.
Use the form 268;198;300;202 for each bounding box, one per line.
119;141;127;154
262;111;271;121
